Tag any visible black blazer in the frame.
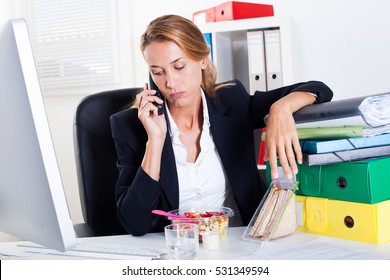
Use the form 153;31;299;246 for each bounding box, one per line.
110;80;333;236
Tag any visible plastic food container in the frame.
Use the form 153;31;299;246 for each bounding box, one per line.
167;207;234;241
243;179;299;242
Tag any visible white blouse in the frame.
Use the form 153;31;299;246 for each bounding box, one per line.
166;89;243;226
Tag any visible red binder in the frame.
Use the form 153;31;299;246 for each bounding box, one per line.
192;7;216;24
258;128;267;166
215;1;274;22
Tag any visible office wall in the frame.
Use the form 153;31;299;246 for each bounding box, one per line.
129;0;390;99
1;0;390;241
275;0;390;99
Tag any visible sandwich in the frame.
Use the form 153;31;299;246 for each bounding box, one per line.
249;185;297;240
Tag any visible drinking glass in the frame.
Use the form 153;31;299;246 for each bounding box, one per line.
164;223;199;260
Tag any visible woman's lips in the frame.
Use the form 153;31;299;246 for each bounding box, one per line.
169;91;184;100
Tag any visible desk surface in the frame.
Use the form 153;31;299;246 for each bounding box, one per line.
1;227;390;260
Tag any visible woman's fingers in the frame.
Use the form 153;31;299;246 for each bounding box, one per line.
266;131;300;181
136;89;161;112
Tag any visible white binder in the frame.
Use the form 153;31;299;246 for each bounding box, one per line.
264;29;283;90
247;30;267;94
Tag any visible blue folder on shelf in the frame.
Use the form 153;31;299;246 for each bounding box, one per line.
300;133;390;154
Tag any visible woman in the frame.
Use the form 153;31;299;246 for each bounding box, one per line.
110;15;333;236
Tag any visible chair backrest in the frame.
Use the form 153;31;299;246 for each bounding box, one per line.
73;88;141;236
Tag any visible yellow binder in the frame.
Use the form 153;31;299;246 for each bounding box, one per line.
296;195;390;244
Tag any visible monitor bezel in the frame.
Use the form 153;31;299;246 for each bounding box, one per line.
0;18;77;252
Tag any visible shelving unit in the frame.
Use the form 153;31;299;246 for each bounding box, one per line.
198;16;293;93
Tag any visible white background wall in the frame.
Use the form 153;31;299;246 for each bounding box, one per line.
1;0;390;241
128;0;390;98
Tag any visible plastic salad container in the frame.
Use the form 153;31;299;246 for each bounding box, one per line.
167;207;234;240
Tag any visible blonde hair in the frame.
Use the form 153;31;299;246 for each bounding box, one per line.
140;15;219;97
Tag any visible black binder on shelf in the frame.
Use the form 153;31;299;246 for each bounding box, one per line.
293;92;390;129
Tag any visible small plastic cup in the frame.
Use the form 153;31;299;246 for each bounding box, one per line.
200;230;220;250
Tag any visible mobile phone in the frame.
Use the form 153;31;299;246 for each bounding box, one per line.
149;74;164;115
153;91;164;115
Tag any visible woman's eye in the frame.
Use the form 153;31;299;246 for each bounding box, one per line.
175;65;185;71
152;71;163;76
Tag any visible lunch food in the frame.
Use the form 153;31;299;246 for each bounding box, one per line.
248;186;297;240
168;207;233;240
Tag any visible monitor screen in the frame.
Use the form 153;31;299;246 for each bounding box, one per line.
0;18;76;252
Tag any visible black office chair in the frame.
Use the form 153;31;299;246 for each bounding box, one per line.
73;87;142;237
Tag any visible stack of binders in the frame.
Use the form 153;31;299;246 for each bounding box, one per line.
294;92;390;166
265;92;390;243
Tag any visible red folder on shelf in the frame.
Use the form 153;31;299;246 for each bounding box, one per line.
215;1;274;22
258;128;266;165
192;7;216;24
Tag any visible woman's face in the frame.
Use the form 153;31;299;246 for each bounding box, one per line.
143;41;207;109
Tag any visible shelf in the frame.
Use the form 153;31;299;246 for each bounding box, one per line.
197;16;289;33
198;16;294;89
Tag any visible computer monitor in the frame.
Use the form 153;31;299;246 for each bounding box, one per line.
0;18;77;252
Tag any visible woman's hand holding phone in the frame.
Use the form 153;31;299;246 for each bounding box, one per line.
136;85;167;143
152;91;164;115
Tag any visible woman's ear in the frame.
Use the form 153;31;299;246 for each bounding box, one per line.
200;58;208;69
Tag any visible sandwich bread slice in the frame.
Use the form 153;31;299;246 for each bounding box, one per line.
249;186;297;240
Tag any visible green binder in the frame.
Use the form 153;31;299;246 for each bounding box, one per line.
297;157;390;203
266;156;390;204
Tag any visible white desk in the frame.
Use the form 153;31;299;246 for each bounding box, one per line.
1;227;390;260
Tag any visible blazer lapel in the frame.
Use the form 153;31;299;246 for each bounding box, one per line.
159;131;179;210
206;96;245;195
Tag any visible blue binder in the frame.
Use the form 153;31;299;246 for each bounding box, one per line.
203;33;213;61
300;133;390;154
